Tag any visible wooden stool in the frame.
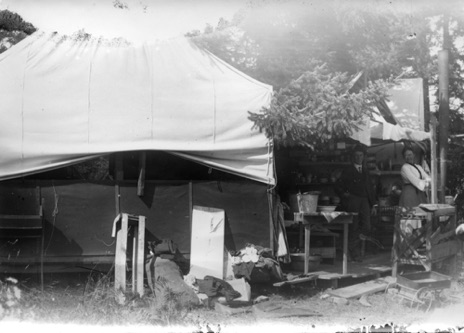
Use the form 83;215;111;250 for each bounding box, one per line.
112;213;146;295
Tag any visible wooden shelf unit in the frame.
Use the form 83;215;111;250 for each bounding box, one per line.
392;206;459;277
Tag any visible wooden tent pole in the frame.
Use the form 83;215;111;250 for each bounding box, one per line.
430;116;438;204
137;151;146;197
114;153;124;215
438;50;450;203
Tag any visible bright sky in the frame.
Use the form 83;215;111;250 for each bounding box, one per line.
0;0;246;42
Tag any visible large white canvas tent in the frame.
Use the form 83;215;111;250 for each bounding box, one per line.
0;32;275;184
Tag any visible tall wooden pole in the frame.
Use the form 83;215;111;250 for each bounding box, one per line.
438;50;449;203
430;116;438;204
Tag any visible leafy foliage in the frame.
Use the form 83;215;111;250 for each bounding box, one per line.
68;156;111;181
0;277;22;319
153;277;189;325
249;65;389;148
0;10;36;54
189;1;436;147
0;10;36;34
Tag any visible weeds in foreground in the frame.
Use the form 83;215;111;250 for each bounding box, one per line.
1;272;199;326
0;277;22;319
151;276;190;325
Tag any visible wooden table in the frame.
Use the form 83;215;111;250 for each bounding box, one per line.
294;212;356;275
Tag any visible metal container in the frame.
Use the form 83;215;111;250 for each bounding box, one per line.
397;271;451;290
297;192;320;213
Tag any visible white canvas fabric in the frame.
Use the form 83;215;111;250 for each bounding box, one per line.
0;32;275;184
351;78;430;145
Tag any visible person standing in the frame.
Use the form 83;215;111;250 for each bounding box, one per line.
399;147;431;208
337;144;376;262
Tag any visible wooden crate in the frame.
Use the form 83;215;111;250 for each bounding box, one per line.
310;247;336;258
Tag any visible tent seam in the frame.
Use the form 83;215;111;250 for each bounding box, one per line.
21;37;35;163
212;70;217;143
88;60;93;146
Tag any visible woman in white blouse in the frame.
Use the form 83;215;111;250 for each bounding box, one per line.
399;147;431;208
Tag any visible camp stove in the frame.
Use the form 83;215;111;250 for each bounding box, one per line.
395;271;452;312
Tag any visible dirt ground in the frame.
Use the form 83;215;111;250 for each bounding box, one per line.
1;271;464;333
190;282;464;332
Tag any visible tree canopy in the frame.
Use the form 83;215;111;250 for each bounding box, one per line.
189;0;464;149
0;10;36;54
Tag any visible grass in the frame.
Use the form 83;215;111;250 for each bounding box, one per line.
0;271;200;327
1;271;464;331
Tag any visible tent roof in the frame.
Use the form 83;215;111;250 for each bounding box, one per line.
350;77;430;146
0;32;275;184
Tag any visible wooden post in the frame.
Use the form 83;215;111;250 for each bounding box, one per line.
114;153;124;215
304;224;310;274
430;116;438;204
423;78;431;132
438;50;449;203
132;215;145;295
115;153;124;181
115;214;128;292
299;222;304;249
343;223;348;275
392;219;398;278
450;209;457;276
137;152;146;197
189;181;193;246
267;189;275;255
425;216;433;272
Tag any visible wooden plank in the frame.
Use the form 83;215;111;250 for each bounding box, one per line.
273;271;330;287
115;214;128;292
189;206;225;279
0;255;115;263
136;216;145;295
431;207;455;216
327;278;390;299
252;301;322;318
367;265;391;273
0;215;43;219
131;224;138;293
343;222;348;275
304;224;310;274
317;273;351;280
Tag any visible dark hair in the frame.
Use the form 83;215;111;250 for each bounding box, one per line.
402;146;414;158
352;144;366;155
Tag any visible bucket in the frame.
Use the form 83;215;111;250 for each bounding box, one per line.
297;191;320;213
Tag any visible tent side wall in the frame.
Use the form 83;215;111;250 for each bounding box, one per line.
0;180;270;271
